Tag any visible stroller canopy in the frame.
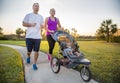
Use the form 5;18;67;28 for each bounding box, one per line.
52;30;75;43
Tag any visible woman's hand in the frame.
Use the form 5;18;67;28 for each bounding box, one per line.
50;30;54;33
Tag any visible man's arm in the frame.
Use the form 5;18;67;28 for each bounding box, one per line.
23;22;36;27
40;16;44;29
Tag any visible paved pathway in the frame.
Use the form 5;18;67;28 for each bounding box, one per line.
0;44;98;83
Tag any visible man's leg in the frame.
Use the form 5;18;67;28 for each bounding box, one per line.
34;52;39;64
33;39;41;70
26;38;33;64
26;52;31;64
27;52;31;57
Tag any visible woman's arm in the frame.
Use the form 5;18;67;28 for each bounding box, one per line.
57;18;62;29
44;17;48;31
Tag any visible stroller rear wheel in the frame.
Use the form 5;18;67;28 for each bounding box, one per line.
80;66;91;82
51;57;60;73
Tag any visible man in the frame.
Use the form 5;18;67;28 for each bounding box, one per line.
23;3;43;70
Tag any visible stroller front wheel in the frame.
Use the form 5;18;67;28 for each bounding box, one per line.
80;66;91;82
51;57;60;73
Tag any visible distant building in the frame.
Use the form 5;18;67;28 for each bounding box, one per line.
114;29;120;36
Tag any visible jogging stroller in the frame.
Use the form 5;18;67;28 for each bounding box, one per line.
50;30;92;82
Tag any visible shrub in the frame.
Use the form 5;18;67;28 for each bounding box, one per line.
0;36;9;40
0;46;24;83
110;36;120;43
113;36;120;43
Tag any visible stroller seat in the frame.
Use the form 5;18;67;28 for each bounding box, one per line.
63;49;90;65
63;48;84;59
60;42;67;50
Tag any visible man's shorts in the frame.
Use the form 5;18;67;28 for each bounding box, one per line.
26;38;41;52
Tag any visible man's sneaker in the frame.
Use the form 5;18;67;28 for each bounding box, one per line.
33;64;37;70
47;54;51;61
27;57;30;64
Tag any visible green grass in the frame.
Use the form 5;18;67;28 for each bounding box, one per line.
0;40;120;83
0;46;24;83
0;40;26;46
78;41;120;83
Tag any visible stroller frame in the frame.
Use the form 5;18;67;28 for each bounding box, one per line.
50;30;92;82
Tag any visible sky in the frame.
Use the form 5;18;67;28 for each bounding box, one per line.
0;0;120;36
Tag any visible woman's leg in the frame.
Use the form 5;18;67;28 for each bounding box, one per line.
47;35;56;54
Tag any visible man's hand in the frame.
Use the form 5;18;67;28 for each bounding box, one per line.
30;23;36;27
23;22;36;27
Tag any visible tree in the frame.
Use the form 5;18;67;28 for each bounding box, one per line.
96;19;117;42
64;28;70;34
16;28;24;40
71;28;77;38
0;27;3;36
41;28;46;40
96;27;106;40
24;29;27;35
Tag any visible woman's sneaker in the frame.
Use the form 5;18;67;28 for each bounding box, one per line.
33;64;37;70
47;54;52;61
27;57;30;64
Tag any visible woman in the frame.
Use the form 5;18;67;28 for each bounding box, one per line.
44;8;61;60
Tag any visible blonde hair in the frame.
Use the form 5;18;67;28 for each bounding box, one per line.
50;8;55;12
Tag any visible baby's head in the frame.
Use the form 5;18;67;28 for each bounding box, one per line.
66;42;71;48
66;37;72;48
66;37;70;43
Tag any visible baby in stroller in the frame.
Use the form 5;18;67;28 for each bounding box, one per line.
58;35;83;66
65;37;81;57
